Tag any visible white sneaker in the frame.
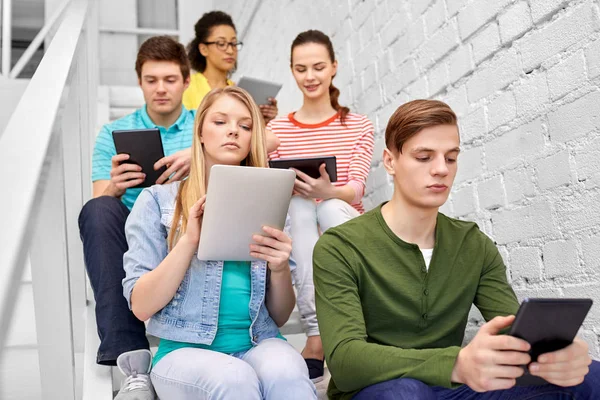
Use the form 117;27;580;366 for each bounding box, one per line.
114;349;156;400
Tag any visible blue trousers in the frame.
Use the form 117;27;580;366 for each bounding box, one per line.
354;360;600;399
151;338;316;399
78;196;149;365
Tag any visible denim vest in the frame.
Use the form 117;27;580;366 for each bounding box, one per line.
122;182;281;345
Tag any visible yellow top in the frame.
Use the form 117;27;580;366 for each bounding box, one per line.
182;72;234;111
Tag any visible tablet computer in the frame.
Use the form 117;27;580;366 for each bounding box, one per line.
509;298;593;386
112;128;166;188
269;156;337;182
197;165;295;261
237;76;282;106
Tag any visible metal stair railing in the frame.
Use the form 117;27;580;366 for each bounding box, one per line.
0;0;98;398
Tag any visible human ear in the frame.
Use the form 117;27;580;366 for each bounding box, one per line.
199;43;209;57
383;148;396;175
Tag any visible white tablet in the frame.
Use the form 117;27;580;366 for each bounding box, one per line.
237;76;282;106
197;165;295;261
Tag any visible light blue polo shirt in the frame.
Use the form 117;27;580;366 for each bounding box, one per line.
92;105;195;210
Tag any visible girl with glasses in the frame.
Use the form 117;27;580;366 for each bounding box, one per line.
184;11;280;152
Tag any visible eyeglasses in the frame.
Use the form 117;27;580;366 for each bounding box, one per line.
203;40;243;51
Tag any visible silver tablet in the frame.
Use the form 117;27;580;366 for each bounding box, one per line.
197;165;295;261
237;76;282;106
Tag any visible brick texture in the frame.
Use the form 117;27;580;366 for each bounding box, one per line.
225;0;600;354
499;1;533;43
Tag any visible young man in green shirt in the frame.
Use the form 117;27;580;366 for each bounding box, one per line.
313;100;598;399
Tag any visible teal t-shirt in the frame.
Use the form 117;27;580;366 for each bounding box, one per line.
153;261;255;367
91;105;195;210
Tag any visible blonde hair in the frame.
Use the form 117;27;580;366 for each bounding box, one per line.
168;86;268;248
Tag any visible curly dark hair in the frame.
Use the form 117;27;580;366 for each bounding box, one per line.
187;11;236;72
291;30;350;125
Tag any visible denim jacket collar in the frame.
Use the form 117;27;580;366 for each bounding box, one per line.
123;182;281;345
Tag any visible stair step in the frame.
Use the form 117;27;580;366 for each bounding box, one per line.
110;107;139;121
0;79;29;138
83;302;114;400
10;47;44;79
109;85;144;109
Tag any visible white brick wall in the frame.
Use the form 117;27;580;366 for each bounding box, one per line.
224;0;600;353
499;1;533;43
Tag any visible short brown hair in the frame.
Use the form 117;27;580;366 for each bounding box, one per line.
385;100;458;153
135;36;190;80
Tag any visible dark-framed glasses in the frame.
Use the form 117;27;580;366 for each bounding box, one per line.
204;40;243;51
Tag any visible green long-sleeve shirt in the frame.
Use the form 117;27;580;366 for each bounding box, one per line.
313;204;519;400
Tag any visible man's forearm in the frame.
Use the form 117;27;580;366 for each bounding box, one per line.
326;339;461;392
93;180;122;198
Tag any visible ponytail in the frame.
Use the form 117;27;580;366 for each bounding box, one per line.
292;30;350;125
329;83;349;125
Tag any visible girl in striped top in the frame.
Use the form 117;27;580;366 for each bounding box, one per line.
267;30;374;382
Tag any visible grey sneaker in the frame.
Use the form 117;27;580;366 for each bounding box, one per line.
114;349;156;400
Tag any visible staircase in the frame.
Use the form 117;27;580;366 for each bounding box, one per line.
9;43;44;79
1;0;329;395
0;78;28;136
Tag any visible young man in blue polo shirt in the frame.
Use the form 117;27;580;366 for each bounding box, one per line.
78;36;195;400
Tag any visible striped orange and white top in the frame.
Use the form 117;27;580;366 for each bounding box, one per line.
267;112;375;213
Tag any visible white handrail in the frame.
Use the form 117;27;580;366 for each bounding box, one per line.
0;0;96;397
1;0;12;76
0;0;96;394
0;0;89;359
100;26;179;36
9;0;71;79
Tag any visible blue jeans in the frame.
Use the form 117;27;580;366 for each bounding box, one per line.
150;338;317;399
353;360;600;399
78;196;149;365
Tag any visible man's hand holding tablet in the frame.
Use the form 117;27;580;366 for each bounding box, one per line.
153;148;192;184
104;153;146;197
508;298;593;386
113;128;193;192
451;298;593;391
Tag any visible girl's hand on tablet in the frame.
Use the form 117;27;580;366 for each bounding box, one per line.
182;195;206;247
292;164;334;199
250;226;292;273
260;98;278;124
